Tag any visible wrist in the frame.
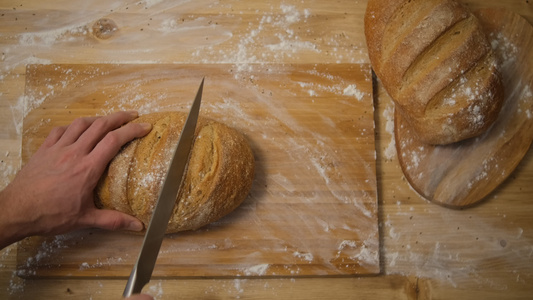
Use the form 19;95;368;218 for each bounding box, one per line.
0;185;36;249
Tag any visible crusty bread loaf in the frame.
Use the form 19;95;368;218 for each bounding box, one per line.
95;112;255;233
364;0;504;144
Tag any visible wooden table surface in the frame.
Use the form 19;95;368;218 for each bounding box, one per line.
1;0;532;299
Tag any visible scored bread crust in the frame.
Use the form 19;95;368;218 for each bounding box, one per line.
364;0;504;144
95;112;255;233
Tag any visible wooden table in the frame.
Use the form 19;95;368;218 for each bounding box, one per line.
1;0;532;299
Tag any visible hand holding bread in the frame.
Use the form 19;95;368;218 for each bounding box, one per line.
96;112;255;233
0;112;152;249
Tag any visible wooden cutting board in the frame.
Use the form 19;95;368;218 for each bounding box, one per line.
17;63;379;278
395;9;533;208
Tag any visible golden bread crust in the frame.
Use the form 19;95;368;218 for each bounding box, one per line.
95;112;255;233
365;0;504;144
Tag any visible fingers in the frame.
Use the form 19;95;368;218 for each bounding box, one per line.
56;116;99;146
76;111;140;152
41;125;68;148
81;208;144;232
53;111;139;150
88;122;152;176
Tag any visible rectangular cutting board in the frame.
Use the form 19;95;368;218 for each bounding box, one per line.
17;63;379;278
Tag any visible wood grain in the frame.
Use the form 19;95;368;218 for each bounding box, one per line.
1;1;533;299
17;63;379;278
395;9;533;208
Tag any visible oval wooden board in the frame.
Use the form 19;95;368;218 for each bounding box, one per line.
395;8;533;208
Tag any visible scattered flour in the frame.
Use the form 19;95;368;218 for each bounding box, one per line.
382;104;396;160
147;280;165;299
280;4;301;24
343;84;365;101
337;240;357;251
243;264;270;276
79;262;90;270
1;2;380;296
233;279;245;297
139;0;170;9
490;32;518;69
19;25;89;46
293;251;314;262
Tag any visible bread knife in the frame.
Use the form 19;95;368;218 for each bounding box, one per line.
123;78;204;297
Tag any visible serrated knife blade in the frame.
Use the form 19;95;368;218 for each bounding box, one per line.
123;78;204;297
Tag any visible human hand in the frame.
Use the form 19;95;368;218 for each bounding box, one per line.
0;111;152;249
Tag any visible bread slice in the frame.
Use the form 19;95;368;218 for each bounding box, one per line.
365;0;504;144
95;112;255;233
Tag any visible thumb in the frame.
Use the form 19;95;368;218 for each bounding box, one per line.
83;208;145;232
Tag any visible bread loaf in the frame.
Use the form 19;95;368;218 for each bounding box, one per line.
364;0;504;144
95;112;255;233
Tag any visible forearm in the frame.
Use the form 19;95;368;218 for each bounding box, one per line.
0;185;36;249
